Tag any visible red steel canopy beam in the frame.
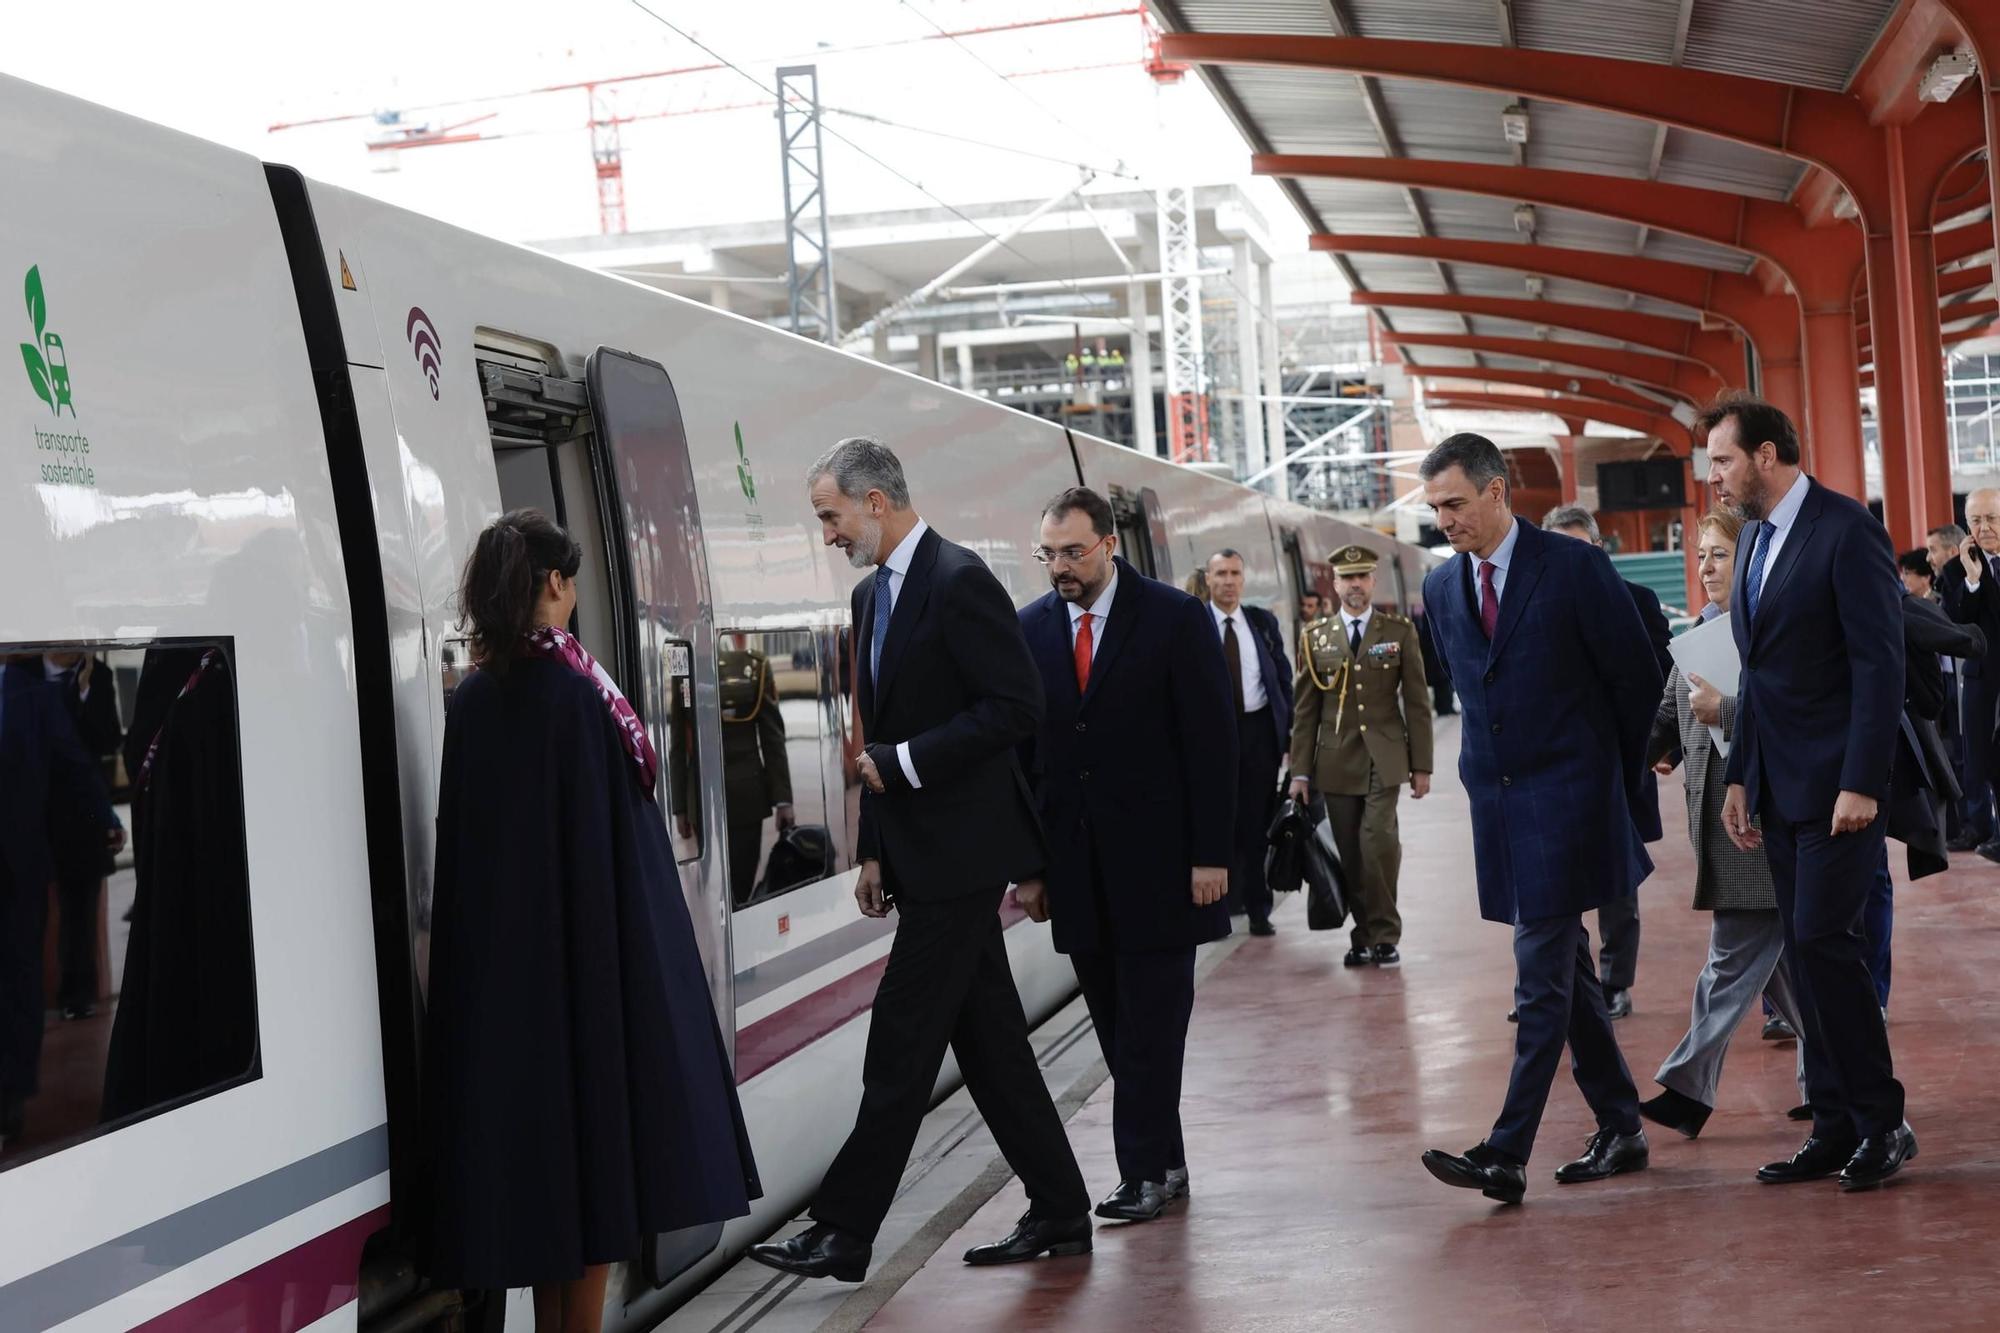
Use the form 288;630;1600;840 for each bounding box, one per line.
1406;367;1672;417
1259;153;1863;499
1350;290;1732;378
1174;30;1987;540
1316;232;1804;424
1386;332;1722;404
1423;392;1692;450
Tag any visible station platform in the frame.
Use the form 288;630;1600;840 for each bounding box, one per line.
677;717;2000;1332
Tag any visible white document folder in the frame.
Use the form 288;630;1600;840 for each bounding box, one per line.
1666;611;1740;758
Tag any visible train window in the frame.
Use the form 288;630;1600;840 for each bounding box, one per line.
1107;487;1156;579
712;629;845;909
0;641;258;1173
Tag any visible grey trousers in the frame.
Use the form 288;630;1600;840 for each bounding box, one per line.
1597;894;1640;992
1655;908;1809;1109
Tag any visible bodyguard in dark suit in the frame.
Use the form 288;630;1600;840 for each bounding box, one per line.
1015;488;1236;1222
752;438;1090;1284
1707;394;1914;1190
0;660;123;1147
1541;506;1672;1019
1937;488;2000;859
1414;435;1661;1205
1203;549;1294;935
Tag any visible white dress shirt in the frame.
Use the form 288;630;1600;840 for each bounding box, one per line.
878;517;930;788
1476;519;1522;605
1066;566;1119;659
1748;470;1811;609
1341;606;1374;650
1210;601;1269;712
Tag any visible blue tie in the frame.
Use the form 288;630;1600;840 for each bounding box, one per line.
1743;520;1771;623
870;565;894;698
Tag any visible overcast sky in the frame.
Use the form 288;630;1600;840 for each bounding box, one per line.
5;0;1317;253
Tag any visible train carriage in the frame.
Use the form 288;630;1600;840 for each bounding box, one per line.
0;73;1430;1332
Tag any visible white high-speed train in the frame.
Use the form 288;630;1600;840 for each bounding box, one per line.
0;74;1432;1333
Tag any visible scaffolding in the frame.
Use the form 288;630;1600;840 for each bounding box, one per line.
1156;184;1210;462
777;65;837;342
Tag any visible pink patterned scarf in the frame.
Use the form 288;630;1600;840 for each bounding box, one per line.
522;625;660;795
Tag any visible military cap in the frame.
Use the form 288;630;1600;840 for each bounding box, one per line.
1331;544;1379;577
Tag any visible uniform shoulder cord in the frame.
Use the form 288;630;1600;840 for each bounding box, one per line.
727;655;771;724
1301;624;1352;738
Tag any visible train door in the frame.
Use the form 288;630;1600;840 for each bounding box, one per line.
1108;484;1173;583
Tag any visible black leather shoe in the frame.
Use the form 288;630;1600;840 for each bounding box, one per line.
1605;989;1633;1019
1787;1103;1814;1121
1343;946;1372;967
1639;1088;1712;1140
1163;1166;1190;1200
963;1213;1092;1265
1979;840;2000;865
1761;1015;1796;1041
1506;1007;1518;1023
1948;830;1985;852
1839;1122;1917;1191
1554;1127;1649;1183
1094;1180;1170;1221
748;1224;870;1282
1420;1142;1526;1205
1372;944;1401;967
1756;1135;1860;1184
1248;918;1275;937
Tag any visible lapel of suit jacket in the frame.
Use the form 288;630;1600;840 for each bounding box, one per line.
873;527;938;712
1031;593;1081;710
1080;559;1143;710
1487;519;1545;665
1750;479;1822;642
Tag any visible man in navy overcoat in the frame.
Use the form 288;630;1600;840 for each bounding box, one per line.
1414;434;1663;1204
1015;487;1237;1222
1709;394;1914;1190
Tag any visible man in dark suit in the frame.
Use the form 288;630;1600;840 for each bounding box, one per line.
1414;434;1662;1205
0;659;123;1148
1014;487;1236;1222
751;437;1091;1283
1938;490;2000;860
1541;506;1672;1020
1204;548;1293;936
1710;394;1914;1190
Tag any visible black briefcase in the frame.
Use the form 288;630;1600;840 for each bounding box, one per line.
758;824;834;897
1264;797;1349;930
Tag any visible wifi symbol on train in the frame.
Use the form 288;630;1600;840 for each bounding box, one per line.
406;306;442;400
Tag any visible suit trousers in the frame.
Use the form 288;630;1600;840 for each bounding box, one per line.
1864;843;1893;1010
1596;895;1641;992
1758;803;1906;1140
1960;676;1996;841
1227;708;1280;925
1488;914;1641;1164
1069;946;1196;1183
1655;909;1808;1108
54;871;103;1013
0;862;46;1100
811;885;1089;1241
1326;765;1403;949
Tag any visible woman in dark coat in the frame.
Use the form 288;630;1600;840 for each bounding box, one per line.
424;510;759;1333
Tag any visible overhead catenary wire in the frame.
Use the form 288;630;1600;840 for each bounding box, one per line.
626;0;1168;361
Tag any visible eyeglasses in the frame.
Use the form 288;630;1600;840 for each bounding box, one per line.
1032;535;1111;566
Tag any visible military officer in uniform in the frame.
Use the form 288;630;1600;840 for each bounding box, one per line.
718;634;794;907
1288;545;1434;967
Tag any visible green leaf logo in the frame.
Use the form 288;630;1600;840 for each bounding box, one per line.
20;264;72;416
25;266;46;343
735;422;757;501
21;342;53;409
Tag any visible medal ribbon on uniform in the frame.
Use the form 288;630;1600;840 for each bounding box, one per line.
135;649;221;791
523;624;660;795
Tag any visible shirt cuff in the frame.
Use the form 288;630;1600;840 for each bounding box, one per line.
897;741;922;789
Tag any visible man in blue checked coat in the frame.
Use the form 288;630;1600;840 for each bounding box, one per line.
1413;433;1664;1205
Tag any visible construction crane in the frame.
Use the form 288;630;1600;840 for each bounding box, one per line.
267;7;1144;235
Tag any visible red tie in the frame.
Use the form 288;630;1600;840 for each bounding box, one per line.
1075;612;1094;692
1478;560;1500;640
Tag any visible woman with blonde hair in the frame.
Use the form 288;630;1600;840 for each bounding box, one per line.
1639;508;1808;1139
